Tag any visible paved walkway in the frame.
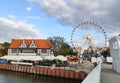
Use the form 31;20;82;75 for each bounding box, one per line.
100;63;120;83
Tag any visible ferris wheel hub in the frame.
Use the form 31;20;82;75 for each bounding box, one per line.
86;36;92;40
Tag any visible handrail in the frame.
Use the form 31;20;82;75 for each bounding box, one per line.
82;63;101;83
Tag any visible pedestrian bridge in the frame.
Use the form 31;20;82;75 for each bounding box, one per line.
82;63;120;83
100;64;120;83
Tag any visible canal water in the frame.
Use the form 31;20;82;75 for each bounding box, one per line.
0;70;82;83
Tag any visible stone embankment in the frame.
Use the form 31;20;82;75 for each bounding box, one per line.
0;64;87;81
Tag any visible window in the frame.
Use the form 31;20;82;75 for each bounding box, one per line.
41;49;47;53
29;43;37;48
20;49;36;53
12;49;17;53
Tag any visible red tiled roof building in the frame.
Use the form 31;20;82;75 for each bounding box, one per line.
8;39;53;56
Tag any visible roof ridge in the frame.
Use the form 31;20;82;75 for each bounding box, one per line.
12;39;50;40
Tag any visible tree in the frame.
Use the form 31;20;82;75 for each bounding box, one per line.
48;36;75;56
0;44;4;56
48;36;64;56
2;42;10;55
59;43;71;55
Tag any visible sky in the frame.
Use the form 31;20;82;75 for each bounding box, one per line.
0;0;120;47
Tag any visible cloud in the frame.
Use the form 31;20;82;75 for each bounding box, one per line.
28;0;120;37
8;15;17;19
27;16;40;19
26;7;32;12
27;16;44;21
0;18;42;42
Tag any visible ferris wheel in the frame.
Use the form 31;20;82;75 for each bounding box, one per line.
71;21;108;57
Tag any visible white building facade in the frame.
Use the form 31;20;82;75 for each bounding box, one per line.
8;39;54;57
109;34;120;73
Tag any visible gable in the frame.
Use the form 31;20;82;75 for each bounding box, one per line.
29;40;37;48
19;40;27;48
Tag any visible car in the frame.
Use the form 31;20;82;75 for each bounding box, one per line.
0;59;8;64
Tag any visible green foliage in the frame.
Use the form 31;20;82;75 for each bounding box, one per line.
48;36;64;56
40;60;52;66
39;59;68;67
59;43;71;55
48;36;76;56
2;42;10;55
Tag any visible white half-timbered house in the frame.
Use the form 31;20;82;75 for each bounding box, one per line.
8;39;54;57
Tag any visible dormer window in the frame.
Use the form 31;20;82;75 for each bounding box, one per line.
29;40;37;48
19;40;27;48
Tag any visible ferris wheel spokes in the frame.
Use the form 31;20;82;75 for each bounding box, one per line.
71;20;108;59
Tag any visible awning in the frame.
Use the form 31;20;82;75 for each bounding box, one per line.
55;55;67;61
0;55;43;61
67;56;75;60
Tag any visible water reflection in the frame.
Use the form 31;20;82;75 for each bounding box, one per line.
0;70;82;83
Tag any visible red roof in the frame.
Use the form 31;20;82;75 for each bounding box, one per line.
9;39;51;49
